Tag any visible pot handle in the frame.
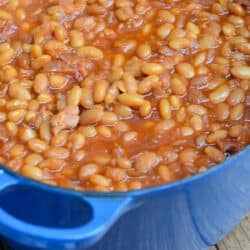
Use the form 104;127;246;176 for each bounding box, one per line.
0;169;134;248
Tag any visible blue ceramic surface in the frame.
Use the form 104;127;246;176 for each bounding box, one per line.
0;146;249;250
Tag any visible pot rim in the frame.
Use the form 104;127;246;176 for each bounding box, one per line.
1;145;249;197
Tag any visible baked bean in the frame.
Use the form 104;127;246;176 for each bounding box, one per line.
21;165;43;181
169;38;190;50
101;112;118;125
28;139;48;153
179;148;198;165
205;146;225;163
176;63;195;79
139;100;152;117
118;93;144;107
49;74;68;89
80;106;103;125
229;125;243;138
207;129;228;143
89;174;111;187
70;30;85;48
33;73;49;94
45;147;70;159
94;80;109;103
136;43;152;59
135;152;160;173
9;83;31;100
171;75;187;96
0;0;248;192
209;84;230;104
231;66;250;80
78;46;104;60
80;88;94;109
141;63;164;75
157;165;174;183
105;167;127;182
215;103;230;121
79;164;99;181
114;103;132;118
230;103;244;120
159;99;171;119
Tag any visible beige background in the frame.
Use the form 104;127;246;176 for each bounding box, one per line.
210;215;250;250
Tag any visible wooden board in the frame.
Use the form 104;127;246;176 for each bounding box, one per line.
210;215;250;250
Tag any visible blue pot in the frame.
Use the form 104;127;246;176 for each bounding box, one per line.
0;146;249;250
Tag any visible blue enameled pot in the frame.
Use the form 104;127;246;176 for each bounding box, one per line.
0;146;249;250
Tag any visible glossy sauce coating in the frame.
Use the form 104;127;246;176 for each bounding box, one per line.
0;0;249;192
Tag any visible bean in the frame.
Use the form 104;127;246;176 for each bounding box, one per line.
157;165;174;182
78;46;104;60
141;63;164;75
157;23;174;39
222;23;236;36
215;103;230;121
190;115;203;131
21;165;43;181
135;152;160;173
79;164;99;181
129;180;142;190
45;147;70;159
70;30;85;48
0;48;15;66
187;104;207;116
10;144;26;158
67;86;82;106
96;125;112;138
176;63;195;79
114;103;132;118
206;129;228;143
136;43;152;59
89;174;111;187
105;167;127;182
94;80;109;103
179;148;198;164
231;66;250;80
227;3;245;17
117;157;132;169
205;146;225;163
229;125;243;138
33;73;49;94
209;84;230;104
28;139;48;153
49;74;68;89
24;152;43;165
80;88;94;109
19;125;36;141
157;10;176;23
139;100;152;117
80;106;103;125
171;75;187;96
51;132;68;147
9;83;31;100
101;112;118;125
138;75;159;95
8;109;26;123
227;88;245;106
230;103;244;120
118;93;144;107
159;99;171;119
169;38;190;50
79;126;97;137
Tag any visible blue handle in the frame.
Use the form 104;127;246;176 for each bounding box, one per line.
0;169;134;249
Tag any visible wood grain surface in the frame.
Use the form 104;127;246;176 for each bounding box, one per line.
210;215;250;250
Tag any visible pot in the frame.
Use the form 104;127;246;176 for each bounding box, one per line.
0;146;249;250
